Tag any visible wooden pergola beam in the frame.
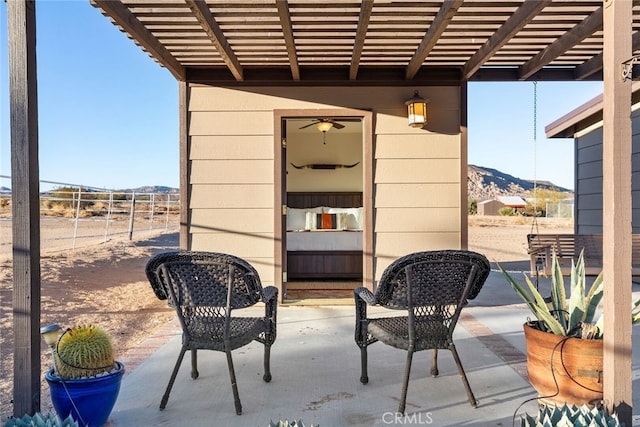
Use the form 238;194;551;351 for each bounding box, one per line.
92;0;186;81
8;0;42;416
462;0;551;81
349;0;374;81
405;0;463;80
575;31;640;81
275;0;300;81
185;0;243;81
519;6;603;80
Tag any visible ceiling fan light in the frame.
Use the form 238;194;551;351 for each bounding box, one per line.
406;90;429;128
316;121;333;133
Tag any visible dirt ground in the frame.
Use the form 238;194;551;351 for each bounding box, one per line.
0;227;179;419
0;215;573;419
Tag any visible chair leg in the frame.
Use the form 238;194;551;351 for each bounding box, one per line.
190;348;199;379
360;347;369;384
450;344;478;407
160;345;188;410
430;349;439;377
225;348;243;415
263;343;272;383
398;349;414;415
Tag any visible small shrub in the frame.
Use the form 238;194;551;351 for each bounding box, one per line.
498;207;515;216
468;198;477;215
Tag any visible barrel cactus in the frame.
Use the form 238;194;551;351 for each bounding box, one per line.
54;324;116;379
521;403;621;427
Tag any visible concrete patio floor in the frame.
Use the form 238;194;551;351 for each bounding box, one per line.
109;269;640;427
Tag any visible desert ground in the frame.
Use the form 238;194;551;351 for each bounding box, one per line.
0;215;572;419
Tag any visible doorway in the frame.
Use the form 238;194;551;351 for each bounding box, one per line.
274;109;374;302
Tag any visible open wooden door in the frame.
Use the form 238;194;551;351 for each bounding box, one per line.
274;117;287;302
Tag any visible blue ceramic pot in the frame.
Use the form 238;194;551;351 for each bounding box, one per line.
45;361;124;427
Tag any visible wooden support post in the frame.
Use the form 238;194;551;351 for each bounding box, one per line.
602;0;633;423
179;81;189;249
8;0;41;416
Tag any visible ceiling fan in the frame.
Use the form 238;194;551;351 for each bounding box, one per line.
298;118;361;144
298;118;360;130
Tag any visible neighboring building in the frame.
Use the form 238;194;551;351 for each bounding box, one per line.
497;196;527;211
546;82;640;233
477;199;503;216
477;196;526;216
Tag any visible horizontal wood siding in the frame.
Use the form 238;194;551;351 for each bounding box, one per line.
187;85;462;286
373;86;461;279
375;183;459;207
191;135;273;159
633;110;640;233
576;128;603;233
575;110;640;234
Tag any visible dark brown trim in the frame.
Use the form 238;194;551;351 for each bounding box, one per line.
460;82;468;250
274;114;285;302
187;66;463;86
274;108;375;293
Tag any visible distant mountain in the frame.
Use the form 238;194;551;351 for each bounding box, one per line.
468;164;572;201
3;168;567;202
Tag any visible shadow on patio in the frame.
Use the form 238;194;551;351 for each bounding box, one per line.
109;271;640;426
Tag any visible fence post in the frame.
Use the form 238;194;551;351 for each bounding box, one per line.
127;192;136;240
72;188;82;249
149;193;155;229
165;194;171;230
104;191;113;243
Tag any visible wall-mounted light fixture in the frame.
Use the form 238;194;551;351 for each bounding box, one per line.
406;90;429;128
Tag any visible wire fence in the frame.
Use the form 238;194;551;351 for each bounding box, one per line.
0;179;180;255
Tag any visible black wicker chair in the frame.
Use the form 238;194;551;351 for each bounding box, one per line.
145;251;278;415
354;250;490;414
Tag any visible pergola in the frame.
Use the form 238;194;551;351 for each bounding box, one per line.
7;0;637;422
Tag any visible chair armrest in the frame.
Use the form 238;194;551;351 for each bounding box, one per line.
354;287;376;306
262;286;278;303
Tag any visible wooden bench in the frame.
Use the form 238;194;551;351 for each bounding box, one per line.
526;233;640;276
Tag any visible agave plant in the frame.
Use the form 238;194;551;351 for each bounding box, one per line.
268;420;316;427
521;403;621;427
3;413;78;427
500;250;640;338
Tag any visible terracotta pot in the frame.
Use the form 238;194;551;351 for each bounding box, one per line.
524;322;603;407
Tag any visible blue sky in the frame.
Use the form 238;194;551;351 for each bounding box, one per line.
2;1;604;191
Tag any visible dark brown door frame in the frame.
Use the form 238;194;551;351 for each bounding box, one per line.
274;108;374;302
